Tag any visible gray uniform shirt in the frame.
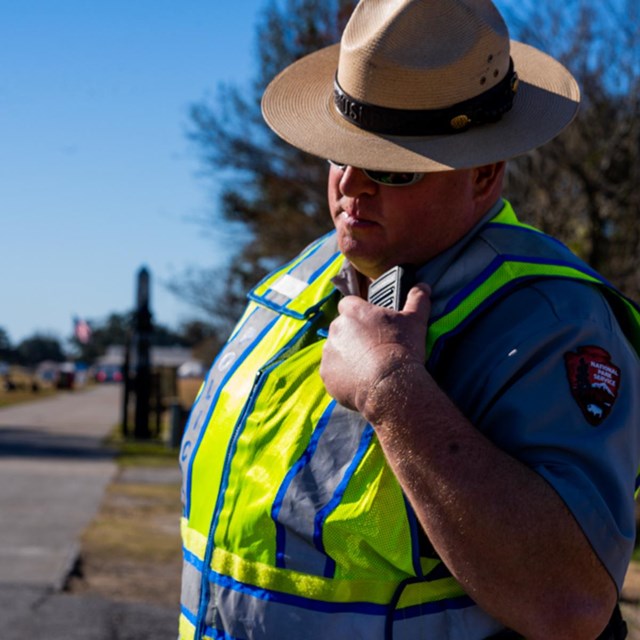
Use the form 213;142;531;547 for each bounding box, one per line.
338;201;640;591
426;206;640;591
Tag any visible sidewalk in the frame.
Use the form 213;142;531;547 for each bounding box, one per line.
0;385;180;640
0;385;119;589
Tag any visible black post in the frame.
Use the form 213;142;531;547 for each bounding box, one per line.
121;333;131;438
154;370;162;437
134;266;153;440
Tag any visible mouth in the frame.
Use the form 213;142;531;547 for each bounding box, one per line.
337;209;379;229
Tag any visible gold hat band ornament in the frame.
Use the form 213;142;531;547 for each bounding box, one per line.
450;115;472;130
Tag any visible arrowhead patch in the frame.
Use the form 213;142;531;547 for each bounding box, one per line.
564;346;620;426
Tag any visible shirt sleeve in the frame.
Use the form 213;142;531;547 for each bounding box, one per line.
436;278;640;590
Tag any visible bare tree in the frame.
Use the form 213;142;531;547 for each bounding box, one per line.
504;0;640;299
172;0;357;337
178;0;640;336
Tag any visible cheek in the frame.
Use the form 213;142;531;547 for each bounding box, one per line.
327;183;339;214
327;169;341;195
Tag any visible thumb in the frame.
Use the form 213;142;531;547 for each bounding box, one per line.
402;284;431;322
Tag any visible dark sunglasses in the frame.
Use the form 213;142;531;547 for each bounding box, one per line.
327;160;424;187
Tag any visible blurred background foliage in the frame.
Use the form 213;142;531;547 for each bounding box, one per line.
173;0;639;343
3;0;637;366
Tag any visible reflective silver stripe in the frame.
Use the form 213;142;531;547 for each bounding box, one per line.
289;233;341;280
196;578;504;640
392;602;504;638
259;235;340;309
179;305;278;516
181;235;341;514
427;215;602;320
180;554;506;639
180;557;202;616
272;402;371;576
481;221;576;261
209;585;382;639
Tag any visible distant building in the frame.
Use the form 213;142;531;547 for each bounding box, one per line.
96;345;195;369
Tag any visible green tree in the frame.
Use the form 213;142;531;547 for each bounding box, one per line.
0;327;14;363
175;0;357;336
16;334;65;366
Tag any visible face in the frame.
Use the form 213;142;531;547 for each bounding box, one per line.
327;163;485;280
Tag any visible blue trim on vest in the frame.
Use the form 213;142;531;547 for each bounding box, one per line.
180;603;197;625
183;605;242;640
246;293;303;318
249;230;334;294
206;629;243;640
188;611;241;640
248;287;338;320
483;220;571;251
182;307;273;520
313;425;376;579
483;222;640;317
186;563;389;615
247;233;341;320
185;568;479;639
428;274;608;368
437;254;608;322
183;546;203;571
393;594;476;620
423;561;454;581
195;319;317;639
182;605;242;640
384;576;477;639
308;251;341;285
272;400;337;570
403;497;424;579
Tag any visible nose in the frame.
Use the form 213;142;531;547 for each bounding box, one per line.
336;165;378;197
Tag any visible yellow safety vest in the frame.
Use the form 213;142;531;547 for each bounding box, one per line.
178;201;640;640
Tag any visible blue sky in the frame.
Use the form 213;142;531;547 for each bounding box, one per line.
0;0;265;345
0;0;533;347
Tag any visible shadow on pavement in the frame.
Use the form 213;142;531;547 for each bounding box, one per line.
0;427;115;460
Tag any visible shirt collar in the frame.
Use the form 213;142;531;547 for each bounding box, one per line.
332;198;505;297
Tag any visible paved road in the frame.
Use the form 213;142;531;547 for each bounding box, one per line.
0;386;178;639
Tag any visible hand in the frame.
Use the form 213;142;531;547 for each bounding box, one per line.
320;284;431;419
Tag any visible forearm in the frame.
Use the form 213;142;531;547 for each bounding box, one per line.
363;360;616;639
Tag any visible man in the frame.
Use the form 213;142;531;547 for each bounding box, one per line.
178;1;640;638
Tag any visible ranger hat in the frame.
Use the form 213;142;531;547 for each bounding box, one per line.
261;0;580;172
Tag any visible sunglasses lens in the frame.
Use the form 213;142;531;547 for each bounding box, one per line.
364;170;421;186
328;160;422;186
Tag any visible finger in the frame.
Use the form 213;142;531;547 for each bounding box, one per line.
402;284;431;321
337;294;362;314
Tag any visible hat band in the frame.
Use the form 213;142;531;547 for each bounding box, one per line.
334;59;519;136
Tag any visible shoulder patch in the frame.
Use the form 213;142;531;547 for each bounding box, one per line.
564;346;621;426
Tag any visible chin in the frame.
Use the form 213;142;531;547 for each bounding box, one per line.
336;235;387;275
345;256;387;280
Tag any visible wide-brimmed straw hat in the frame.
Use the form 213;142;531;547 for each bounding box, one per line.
262;0;580;172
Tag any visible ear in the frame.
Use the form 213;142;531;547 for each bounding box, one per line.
473;162;506;200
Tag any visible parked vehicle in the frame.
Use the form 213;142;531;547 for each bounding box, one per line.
94;364;123;383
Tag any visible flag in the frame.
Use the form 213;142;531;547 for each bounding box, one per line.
73;316;92;344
